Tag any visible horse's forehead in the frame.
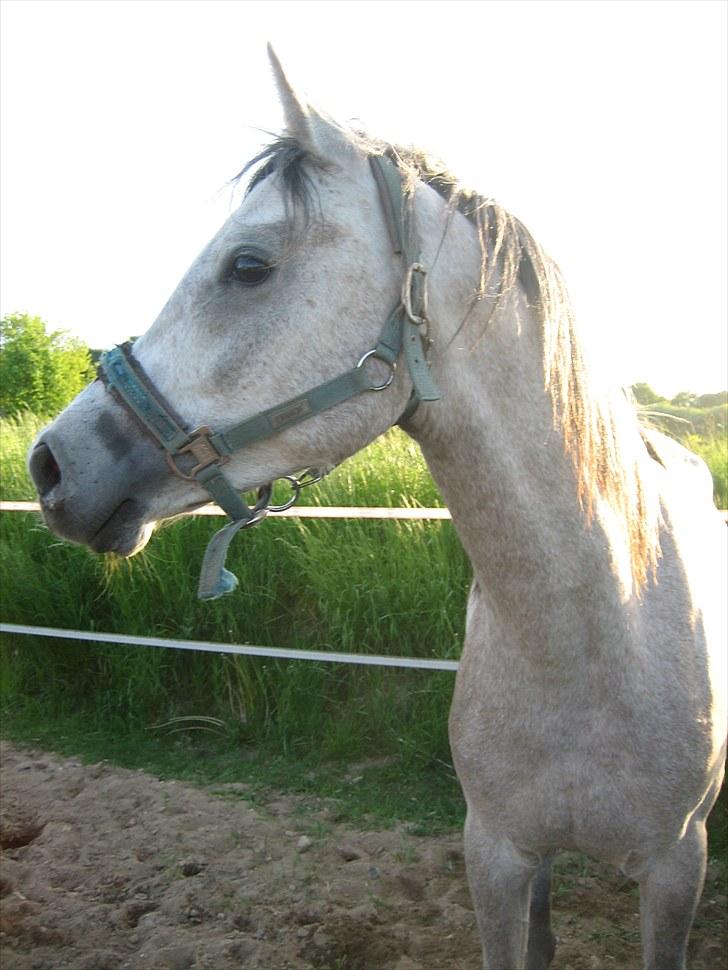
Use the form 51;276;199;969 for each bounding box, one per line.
213;180;290;249
236;175;290;225
208;170;363;261
239;159;371;225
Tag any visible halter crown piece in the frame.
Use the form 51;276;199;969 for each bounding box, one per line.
98;155;440;599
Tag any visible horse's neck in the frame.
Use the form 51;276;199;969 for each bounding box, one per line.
412;208;629;639
418;304;594;600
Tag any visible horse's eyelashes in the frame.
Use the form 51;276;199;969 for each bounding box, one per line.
230;253;275;286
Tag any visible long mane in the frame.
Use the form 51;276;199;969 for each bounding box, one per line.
239;135;661;590
386;143;661;590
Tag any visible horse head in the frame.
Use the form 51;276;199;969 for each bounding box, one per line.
28;49;451;594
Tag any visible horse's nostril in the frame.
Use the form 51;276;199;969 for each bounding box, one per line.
29;442;62;497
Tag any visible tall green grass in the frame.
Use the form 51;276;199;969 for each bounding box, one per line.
1;411;725;746
0;412;467;769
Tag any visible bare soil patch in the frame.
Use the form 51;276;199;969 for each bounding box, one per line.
1;741;725;969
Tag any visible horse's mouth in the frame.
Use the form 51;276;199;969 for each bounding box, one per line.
89;499;151;556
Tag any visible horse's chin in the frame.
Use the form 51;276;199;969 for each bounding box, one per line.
88;501;155;557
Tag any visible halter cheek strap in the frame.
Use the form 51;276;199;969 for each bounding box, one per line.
369;155;441;408
98;154;440;600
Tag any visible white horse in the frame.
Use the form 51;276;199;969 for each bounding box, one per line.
28;51;726;969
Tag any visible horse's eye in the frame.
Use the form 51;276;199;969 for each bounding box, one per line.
231;253;274;286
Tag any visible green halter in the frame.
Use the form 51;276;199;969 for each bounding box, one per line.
98;154;440;599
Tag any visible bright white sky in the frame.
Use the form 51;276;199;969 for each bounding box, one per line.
1;0;726;396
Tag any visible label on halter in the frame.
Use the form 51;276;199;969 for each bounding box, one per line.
269;398;313;429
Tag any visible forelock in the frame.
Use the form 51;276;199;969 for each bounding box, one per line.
234;136;327;224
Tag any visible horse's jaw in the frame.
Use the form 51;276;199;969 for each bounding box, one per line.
35;484;156;559
87;501;156;557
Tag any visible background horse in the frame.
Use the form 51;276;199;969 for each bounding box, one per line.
28;50;726;969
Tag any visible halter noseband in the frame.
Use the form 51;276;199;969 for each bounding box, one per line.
98;154;440;599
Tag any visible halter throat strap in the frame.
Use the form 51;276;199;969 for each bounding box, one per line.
98;153;440;599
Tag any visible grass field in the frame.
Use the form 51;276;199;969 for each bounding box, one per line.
1;410;726;854
0;413;467;780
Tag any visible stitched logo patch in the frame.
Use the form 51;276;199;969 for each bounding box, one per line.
269;398;313;429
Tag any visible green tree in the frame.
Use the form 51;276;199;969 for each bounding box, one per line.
0;313;95;417
696;391;728;409
670;390;698;408
630;383;664;406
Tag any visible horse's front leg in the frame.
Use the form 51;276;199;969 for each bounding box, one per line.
638;818;708;970
525;853;557;969
464;809;536;970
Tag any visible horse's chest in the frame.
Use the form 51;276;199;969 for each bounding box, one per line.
448;636;713;859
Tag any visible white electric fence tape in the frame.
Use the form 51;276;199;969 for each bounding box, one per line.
0;624;460;672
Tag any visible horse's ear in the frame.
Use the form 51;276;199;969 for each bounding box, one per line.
267;45;313;145
267;44;351;161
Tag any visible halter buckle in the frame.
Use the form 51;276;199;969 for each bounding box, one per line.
166;426;229;481
402;262;428;326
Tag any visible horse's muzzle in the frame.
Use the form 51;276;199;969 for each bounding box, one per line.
29;436;150;556
27;385;170;556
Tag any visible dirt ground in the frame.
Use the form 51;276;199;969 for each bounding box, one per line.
1;741;725;970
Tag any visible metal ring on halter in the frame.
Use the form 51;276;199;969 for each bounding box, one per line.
235;483;274;529
254;483;274;511
356;349;396;391
296;468;325;490
266;475;302;513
